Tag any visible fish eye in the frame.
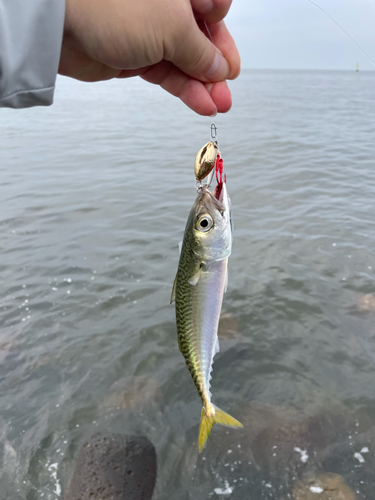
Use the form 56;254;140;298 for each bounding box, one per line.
196;214;214;232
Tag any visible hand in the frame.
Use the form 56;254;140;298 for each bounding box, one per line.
59;0;240;116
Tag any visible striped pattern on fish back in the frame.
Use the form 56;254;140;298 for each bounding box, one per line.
175;235;206;399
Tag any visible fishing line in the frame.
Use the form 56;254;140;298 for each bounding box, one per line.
203;20;214;44
306;0;375;68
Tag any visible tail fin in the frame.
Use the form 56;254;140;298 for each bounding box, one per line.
198;404;243;452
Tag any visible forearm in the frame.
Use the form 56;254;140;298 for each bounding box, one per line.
0;0;65;108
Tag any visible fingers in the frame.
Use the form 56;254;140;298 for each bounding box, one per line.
165;13;230;84
60;0;239;115
138;60;232;116
164;1;239;84
140;60;217;116
198;19;240;80
208;80;232;113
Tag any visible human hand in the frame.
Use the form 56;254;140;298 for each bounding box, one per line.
59;0;240;116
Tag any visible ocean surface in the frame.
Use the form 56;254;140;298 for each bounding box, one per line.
1;69;375;499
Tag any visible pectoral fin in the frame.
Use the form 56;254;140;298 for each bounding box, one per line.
188;265;203;286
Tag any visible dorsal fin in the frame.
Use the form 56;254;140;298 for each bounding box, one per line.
170;274;177;304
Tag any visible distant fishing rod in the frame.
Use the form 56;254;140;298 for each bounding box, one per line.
306;0;375;68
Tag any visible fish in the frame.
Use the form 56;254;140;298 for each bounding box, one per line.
171;179;243;452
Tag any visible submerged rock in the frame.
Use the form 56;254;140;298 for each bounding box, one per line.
357;294;375;313
292;472;356;500
248;401;354;477
65;432;156;500
204;400;354;478
99;375;161;414
189;399;373;499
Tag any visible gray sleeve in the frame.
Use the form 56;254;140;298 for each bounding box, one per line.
0;0;65;108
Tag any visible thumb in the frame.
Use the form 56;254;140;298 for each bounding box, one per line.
166;15;230;82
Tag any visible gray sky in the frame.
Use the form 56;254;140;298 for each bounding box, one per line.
225;0;375;70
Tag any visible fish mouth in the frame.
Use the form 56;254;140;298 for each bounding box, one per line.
212;181;224;202
199;184;225;213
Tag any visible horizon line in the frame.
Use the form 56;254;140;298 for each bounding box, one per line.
240;67;375;72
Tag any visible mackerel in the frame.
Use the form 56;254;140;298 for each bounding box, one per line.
171;180;243;452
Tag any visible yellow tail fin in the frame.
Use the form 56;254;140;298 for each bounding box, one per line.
198;404;243;452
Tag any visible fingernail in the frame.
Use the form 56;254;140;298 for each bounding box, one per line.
199;0;214;14
210;110;217;117
206;52;230;81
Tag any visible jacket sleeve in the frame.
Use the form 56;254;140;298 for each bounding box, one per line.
0;0;65;108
